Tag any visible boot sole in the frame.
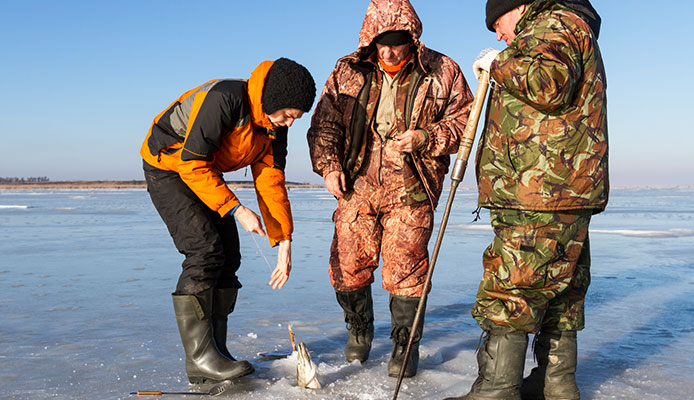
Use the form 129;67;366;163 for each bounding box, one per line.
388;370;416;378
345;353;369;363
187;363;255;384
345;347;371;363
388;364;416;378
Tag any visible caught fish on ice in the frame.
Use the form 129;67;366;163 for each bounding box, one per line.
256;324;322;389
296;341;321;390
289;325;321;390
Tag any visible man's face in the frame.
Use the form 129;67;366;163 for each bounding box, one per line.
494;5;526;45
267;108;304;128
376;43;412;66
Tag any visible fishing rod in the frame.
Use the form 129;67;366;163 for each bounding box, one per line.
392;70;491;400
130;390;211;397
131;379;232;397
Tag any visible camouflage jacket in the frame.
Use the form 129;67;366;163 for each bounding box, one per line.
307;0;473;209
477;0;609;212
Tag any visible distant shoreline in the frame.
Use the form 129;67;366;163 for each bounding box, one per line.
0;181;691;190
0;180;324;189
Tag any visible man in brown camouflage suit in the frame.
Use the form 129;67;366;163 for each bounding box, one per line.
307;0;473;378
445;1;607;399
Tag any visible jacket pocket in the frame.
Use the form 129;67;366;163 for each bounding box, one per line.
419;95;447;126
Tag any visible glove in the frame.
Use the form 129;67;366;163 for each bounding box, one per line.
472;48;500;80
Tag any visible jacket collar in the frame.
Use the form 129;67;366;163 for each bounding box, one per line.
247;60;275;132
515;0;601;39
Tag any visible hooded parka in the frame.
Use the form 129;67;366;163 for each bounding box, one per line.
307;0;473;210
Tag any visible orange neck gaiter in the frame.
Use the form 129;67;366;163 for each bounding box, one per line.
378;51;412;77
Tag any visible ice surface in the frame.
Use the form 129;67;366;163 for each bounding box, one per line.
1;186;693;399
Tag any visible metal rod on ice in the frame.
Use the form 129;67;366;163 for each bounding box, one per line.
131;378;232;397
392;70;491;400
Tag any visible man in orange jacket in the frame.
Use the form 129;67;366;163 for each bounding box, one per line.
140;58;315;384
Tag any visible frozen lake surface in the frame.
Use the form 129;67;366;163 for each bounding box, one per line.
1;186;693;399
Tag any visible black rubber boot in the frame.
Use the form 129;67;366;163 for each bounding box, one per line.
444;319;528;400
210;288;239;360
335;286;374;362
172;290;254;384
388;294;424;378
521;330;580;400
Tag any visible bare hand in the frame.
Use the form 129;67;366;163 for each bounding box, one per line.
392;129;426;153
268;240;291;290
324;170;346;199
233;205;266;237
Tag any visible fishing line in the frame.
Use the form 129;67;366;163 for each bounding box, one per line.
248;231;273;271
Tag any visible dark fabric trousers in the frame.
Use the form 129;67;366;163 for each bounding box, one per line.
144;162;242;295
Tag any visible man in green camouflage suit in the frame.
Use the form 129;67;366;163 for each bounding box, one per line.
445;1;607;399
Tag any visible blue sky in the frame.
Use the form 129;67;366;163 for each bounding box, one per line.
0;1;690;186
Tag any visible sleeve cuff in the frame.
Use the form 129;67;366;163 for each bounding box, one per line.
219;199;241;217
417;129;429;152
269;234;292;247
227;204;241;217
321;163;343;178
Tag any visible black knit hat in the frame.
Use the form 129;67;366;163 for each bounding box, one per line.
262;58;316;114
374;30;413;46
486;0;534;32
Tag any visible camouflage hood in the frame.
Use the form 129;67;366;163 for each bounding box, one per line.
522;0;601;38
557;0;601;38
357;0;422;53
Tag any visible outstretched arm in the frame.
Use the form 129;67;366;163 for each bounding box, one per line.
269;239;292;290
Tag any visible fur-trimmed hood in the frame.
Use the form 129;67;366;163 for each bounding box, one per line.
357;0;422;52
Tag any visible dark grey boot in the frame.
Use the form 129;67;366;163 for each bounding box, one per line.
520;332;550;400
335;286;374;362
172;290;254;384
210;288;239;360
444;319;528;400
388;294;424;378
521;330;580;400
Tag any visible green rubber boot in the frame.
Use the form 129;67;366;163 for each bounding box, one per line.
172;290;254;384
210;288;239;360
521;330;580;400
444;320;528;400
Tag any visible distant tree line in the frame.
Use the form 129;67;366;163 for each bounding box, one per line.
0;176;50;182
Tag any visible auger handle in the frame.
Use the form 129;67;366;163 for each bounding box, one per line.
392;69;491;400
450;69;490;183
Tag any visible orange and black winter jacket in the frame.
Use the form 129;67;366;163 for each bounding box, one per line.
140;61;292;246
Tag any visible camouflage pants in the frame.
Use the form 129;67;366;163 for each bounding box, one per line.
329;192;433;297
472;209;592;333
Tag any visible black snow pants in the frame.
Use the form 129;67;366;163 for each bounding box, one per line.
144;162;242;295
